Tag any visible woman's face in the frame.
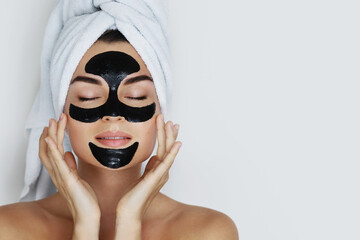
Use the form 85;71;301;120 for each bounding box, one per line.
63;40;161;170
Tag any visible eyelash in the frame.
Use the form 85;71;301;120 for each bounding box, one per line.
126;96;147;101
78;97;99;102
78;96;147;101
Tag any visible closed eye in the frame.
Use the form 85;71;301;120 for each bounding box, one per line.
78;97;100;102
126;96;147;100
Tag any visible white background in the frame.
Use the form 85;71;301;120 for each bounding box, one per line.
1;1;359;239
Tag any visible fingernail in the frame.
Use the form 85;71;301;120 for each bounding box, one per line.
44;138;49;144
175;124;180;131
59;113;64;121
161;114;164;121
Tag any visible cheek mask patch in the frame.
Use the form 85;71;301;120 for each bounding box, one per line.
69;51;156;169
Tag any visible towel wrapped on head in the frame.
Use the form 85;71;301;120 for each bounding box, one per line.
19;0;171;201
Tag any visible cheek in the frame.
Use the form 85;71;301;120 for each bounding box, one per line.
66;116;95;161
130;102;161;163
131;118;157;162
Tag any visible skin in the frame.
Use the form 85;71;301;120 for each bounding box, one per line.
0;41;239;240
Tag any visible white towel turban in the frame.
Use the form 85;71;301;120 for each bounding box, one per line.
19;0;171;201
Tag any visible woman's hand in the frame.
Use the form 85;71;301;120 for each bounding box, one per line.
114;114;182;239
39;113;100;239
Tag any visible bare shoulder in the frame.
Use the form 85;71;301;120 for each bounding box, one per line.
167;202;239;240
0;201;49;239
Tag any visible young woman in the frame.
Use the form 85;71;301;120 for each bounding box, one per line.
0;1;238;239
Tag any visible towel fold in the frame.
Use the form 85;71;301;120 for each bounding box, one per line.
19;0;171;201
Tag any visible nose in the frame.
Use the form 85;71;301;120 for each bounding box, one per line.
101;115;125;121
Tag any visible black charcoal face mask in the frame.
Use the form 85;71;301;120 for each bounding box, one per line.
69;51;156;169
89;142;139;169
69;51;155;122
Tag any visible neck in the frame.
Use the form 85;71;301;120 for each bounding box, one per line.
78;160;142;216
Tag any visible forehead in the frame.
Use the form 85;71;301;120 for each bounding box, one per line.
73;40;151;77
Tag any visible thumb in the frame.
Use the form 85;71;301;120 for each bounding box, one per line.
144;156;161;174
64;151;77;170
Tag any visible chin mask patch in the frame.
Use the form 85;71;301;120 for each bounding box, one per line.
69;51;156;123
89;142;139;169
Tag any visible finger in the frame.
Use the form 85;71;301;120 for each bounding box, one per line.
156;114;166;159
39;127;52;172
57;113;67;155
142;169;169;201
64;151;77;171
48;118;58;145
45;148;66;193
144;156;161;174
153;141;182;177
41;128;62;188
173;124;180;140
45;136;71;177
165;121;175;153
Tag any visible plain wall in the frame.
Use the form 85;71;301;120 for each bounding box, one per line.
1;1;359;239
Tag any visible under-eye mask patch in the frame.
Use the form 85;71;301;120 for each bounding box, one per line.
89;142;139;169
69;51;156;123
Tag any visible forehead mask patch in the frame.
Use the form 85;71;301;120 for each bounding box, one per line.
69;51;156;123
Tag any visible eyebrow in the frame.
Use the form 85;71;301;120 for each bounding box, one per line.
70;76;102;85
70;75;153;85
123;75;153;85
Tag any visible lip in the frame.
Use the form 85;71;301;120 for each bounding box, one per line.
94;131;132;148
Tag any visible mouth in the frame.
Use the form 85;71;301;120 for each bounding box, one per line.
95;131;132;148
